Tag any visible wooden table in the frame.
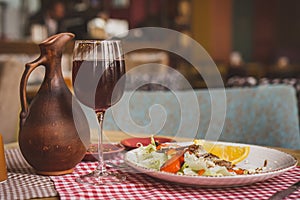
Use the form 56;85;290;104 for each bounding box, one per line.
5;130;300;167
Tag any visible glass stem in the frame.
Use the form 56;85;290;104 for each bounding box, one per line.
96;111;106;173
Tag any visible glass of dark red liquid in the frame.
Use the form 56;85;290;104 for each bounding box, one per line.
72;40;126;185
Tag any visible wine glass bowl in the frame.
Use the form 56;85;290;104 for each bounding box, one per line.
72;41;126;111
72;40;126;185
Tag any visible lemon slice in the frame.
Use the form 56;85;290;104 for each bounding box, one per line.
194;139;250;164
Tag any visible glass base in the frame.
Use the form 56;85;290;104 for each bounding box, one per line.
76;169;126;185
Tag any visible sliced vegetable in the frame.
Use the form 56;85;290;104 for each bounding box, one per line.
160;150;185;173
228;168;245;175
197;169;205;176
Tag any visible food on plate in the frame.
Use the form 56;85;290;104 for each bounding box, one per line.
128;137;266;176
160;150;185;173
193;139;250;165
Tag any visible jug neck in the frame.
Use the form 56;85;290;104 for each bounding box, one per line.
38;33;74;80
44;55;64;80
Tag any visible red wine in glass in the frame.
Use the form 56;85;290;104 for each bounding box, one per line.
72;40;126;185
72;60;126;112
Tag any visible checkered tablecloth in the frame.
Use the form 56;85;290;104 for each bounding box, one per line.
51;159;300;200
0;148;57;200
1;148;300;200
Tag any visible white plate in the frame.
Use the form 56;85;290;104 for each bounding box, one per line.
124;141;298;187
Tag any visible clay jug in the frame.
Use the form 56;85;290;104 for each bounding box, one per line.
19;33;90;175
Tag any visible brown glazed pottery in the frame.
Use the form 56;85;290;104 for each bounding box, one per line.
19;33;90;175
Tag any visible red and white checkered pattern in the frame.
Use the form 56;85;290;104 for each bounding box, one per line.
0;148;57;200
2;148;299;200
51;160;300;200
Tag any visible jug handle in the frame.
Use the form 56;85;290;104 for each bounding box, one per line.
20;56;46;125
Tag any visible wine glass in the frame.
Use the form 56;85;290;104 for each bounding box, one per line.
72;40;126;185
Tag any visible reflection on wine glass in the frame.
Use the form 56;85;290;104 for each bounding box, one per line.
72;40;126;185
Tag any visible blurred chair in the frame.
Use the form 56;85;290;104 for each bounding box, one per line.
227;76;300;124
0;60;23;143
104;85;300;149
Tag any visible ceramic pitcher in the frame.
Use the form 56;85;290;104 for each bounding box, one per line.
19;33;89;175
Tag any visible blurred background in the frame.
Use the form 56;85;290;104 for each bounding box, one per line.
1;0;300;144
0;0;300;88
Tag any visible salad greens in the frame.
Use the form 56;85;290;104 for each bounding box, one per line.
129;137;167;170
129;136;235;176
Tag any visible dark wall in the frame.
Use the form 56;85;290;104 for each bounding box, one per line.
234;0;300;64
232;0;253;62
